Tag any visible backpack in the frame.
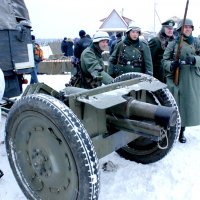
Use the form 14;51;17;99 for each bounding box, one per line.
34;44;44;62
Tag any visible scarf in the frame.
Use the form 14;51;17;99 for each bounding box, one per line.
123;35;140;47
90;43;103;58
157;29;174;50
183;34;194;45
176;32;194;45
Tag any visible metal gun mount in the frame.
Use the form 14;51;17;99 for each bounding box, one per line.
5;73;180;200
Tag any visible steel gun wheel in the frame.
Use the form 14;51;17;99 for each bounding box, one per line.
113;72;181;164
5;94;99;200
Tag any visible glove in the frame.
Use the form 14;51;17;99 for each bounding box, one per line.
113;65;120;76
170;60;181;71
94;75;103;82
94;70;103;81
185;56;196;65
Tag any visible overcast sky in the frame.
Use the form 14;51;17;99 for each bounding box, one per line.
24;0;200;39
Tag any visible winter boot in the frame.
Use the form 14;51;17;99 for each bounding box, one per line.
179;127;186;143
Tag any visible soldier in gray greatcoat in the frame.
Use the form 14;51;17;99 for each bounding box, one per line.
80;31;113;88
108;22;153;78
162;18;200;143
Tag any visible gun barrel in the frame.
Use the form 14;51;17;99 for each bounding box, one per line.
109;99;177;127
106;115;164;141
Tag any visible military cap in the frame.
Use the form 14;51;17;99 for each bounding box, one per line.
161;19;175;28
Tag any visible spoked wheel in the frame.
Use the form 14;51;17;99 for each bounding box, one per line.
113;72;181;164
5;94;99;200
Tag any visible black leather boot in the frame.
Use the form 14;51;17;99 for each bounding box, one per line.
0;169;4;178
179;127;186;143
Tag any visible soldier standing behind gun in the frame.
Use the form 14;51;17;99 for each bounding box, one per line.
149;19;175;82
108;22;153;78
80;31;113;88
74;30;92;60
162;18;200;143
110;32;122;55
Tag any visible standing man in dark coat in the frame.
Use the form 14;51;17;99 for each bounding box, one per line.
110;32;122;55
74;30;92;60
149;19;175;82
108;35;116;53
68;30;92;87
66;38;74;56
162;18;200;143
61;37;68;56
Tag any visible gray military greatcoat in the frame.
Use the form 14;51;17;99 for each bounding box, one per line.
162;38;200;126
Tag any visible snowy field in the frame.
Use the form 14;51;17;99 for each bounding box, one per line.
0;74;200;200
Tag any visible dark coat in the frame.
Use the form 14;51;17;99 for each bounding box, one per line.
162;36;200;126
74;36;92;59
149;31;174;82
61;39;68;56
110;37;121;55
109;35;116;51
67;40;74;56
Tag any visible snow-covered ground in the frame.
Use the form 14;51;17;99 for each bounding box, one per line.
1;75;200;200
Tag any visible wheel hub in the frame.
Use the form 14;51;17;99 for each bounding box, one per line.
31;148;52;177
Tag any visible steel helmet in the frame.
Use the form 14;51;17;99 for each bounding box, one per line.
126;21;141;35
176;18;194;31
93;31;109;43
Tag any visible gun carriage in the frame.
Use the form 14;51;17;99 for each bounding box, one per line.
5;72;180;200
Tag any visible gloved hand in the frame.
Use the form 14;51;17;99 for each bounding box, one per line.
113;65;120;76
185;56;196;65
94;75;103;82
170;60;181;71
94;70;103;81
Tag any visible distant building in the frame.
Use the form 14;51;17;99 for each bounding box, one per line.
98;9;134;36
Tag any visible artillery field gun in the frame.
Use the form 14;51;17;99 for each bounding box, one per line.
0;1;180;200
5;72;180;200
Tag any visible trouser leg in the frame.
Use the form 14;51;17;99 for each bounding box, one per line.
30;63;39;84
